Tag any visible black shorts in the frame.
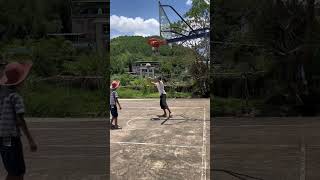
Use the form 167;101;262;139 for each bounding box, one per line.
110;105;118;118
160;94;168;109
0;137;26;176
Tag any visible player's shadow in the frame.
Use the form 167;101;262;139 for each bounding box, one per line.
162;119;188;125
150;116;201;125
150;117;161;121
162;118;197;125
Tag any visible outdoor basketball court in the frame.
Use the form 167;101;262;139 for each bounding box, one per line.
213;117;320;180
110;98;210;180
0;118;107;180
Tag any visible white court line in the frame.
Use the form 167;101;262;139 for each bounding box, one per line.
125;109;205;129
124;111;147;129
126;117;141;128
201;107;207;180
111;141;202;149
124;116;200;128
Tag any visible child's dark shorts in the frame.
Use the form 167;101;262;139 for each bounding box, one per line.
160;94;168;109
0;137;26;176
110;105;118;118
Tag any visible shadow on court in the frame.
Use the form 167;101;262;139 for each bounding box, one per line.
0;118;107;180
110;99;210;180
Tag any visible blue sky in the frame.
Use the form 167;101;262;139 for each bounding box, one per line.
110;0;193;38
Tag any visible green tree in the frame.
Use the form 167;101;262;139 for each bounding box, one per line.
251;0;318;98
183;0;211;97
31;38;75;76
0;0;70;40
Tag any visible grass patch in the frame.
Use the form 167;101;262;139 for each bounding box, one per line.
22;83;105;117
211;97;244;116
212;96;287;116
117;88;192;98
212;96;265;116
20;83;191;117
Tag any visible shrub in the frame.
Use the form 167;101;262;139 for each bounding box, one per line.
111;74;135;86
63;54;107;76
31;38;75;77
21;82;105;117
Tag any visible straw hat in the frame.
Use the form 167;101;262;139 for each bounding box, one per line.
0;62;32;86
110;80;120;90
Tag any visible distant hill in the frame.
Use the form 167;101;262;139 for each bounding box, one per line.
110;36;197;75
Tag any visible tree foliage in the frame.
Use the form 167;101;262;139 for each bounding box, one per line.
110;36;196;79
0;0;70;41
214;0;320;115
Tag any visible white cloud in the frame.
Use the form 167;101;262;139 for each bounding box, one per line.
186;0;192;6
133;32;151;37
110;15;159;37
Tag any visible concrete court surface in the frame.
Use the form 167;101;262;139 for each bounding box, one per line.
0;118;107;180
110;98;210;180
213;117;320;180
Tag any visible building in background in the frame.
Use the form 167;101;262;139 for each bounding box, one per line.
48;0;109;55
130;61;160;78
71;0;108;54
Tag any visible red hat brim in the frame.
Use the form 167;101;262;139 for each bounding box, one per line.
110;80;120;89
0;62;32;86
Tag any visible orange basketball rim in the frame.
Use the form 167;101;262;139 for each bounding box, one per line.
147;38;167;48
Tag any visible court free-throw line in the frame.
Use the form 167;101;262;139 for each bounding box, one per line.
124;110;147;128
126;117;141;128
111;141;202;149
